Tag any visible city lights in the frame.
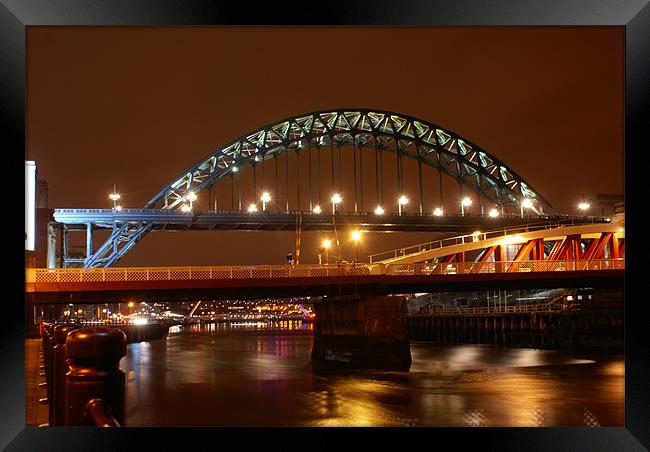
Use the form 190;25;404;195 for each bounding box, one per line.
489;208;499;218
181;204;192;212
578;201;590;211
433;207;444;216
248;203;258;212
185;192;197;202
312;205;322;214
374;206;385;215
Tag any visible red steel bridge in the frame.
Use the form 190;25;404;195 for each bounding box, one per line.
45;109;615;269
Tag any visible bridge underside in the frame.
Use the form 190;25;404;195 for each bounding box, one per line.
27;270;624;305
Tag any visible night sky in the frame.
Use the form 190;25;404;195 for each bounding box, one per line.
26;27;624;266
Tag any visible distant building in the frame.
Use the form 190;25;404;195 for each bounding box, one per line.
585;194;624;218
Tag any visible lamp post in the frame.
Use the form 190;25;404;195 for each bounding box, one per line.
374;206;385;215
322;239;331;265
261;192;271;211
109;183;121;210
488;208;499;218
331;194;342;214
313;205;322;214
578;201;590;214
433;207;444;217
398;195;409;216
351;231;362;262
520;198;533;218
248;203;258;212
461;197;472;216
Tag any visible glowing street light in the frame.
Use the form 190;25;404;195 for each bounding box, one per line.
312;205;322;214
398;195;409;216
520;198;533;217
488;208;499;218
180;204;192;213
261;192;271;211
185;192;197;202
578;201;590;213
461;197;472;216
322;238;332;264
231;166;238;173
115;205;123;211
433;207;444;217
351;230;362;262
247;203;258;212
109;183;121;209
331;194;342;213
374;206;385;215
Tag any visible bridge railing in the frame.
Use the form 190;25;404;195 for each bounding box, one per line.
28;259;624;284
410;303;564;317
368;220;619;263
384;259;625;276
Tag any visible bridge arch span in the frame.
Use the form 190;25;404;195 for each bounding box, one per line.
145;109;557;216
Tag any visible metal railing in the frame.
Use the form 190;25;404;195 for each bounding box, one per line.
54;208;610;221
411;303;564;316
27;259;624;285
368;220;618;263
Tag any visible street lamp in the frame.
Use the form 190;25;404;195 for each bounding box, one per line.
351;231;362;262
488;208;499;218
374;206;385;215
181;204;192;212
261;192;271;211
578;201;590;213
433;207;444;217
184;191;198;210
312;205;322;214
398;195;409;216
520;198;533;217
331;194;342;213
461;197;472;216
109;183;121;210
322;239;332;265
247;203;258;212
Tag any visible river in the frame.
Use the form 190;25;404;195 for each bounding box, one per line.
120;322;623;426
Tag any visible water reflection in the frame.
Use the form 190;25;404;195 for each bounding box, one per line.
119;325;623;426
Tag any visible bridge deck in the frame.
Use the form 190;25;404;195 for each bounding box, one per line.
26;260;624;304
52;209;610;233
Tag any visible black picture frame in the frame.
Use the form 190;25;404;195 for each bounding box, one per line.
3;0;648;450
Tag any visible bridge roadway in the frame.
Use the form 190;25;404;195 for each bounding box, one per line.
52;209;609;233
26;259;624;305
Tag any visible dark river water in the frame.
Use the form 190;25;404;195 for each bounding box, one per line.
120;322;624;426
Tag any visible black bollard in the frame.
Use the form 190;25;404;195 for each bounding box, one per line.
51;324;81;426
64;327;127;426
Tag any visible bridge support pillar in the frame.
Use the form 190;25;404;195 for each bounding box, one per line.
311;295;411;370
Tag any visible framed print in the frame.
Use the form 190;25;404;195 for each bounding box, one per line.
3;0;649;449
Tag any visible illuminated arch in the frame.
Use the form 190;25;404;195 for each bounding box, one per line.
144;109;557;215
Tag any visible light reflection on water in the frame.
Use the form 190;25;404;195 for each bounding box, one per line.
119;323;623;426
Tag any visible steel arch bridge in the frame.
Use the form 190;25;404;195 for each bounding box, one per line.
83;109;559;268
